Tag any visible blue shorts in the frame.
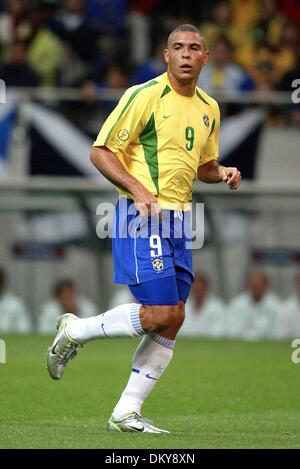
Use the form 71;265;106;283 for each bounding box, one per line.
112;197;194;305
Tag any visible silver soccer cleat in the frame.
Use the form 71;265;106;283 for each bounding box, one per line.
107;412;169;433
47;313;82;380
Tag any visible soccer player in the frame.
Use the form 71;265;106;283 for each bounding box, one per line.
47;24;241;433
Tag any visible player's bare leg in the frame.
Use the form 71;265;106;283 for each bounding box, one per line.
47;300;185;432
140;301;185;339
107;301;185;433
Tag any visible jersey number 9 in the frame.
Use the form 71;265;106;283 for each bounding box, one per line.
185;127;194;151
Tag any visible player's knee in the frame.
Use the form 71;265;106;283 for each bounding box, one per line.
177;302;185;329
157;306;180;331
142;304;181;333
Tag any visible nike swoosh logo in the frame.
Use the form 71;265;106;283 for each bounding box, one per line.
101;323;111;339
127;425;144;432
146;373;158;380
163;114;172;119
51;330;63;354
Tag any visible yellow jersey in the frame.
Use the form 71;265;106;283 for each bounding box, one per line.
93;72;220;210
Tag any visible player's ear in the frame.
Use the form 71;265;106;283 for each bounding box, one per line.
164;48;169;64
203;50;210;65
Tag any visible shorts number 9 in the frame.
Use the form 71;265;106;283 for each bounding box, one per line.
150;234;162;258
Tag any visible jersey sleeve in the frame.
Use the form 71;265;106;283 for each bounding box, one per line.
199;100;220;166
93;86;151;156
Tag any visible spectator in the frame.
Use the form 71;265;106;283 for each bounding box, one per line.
53;0;100;64
0;266;31;333
0;39;41;87
289;105;300;128
278;273;300;339
273;21;299;80
38;279;97;334
231;0;261;33
232;0;282;72
200;0;240;50
131;36;167;85
0;0;25;56
82;61;130;114
179;274;225;338
278;42;300;91
57;44;90;87
226;271;281;340
18;2;63;85
197;35;250;95
127;0;159;64
239;21;299;86
220;0;262;69
251;0;286;48
85;0;127;37
248;43;278;91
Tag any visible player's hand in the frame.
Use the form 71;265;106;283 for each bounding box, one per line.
219;166;241;190
132;187;161;218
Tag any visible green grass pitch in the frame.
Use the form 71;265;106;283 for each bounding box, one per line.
0;335;299;448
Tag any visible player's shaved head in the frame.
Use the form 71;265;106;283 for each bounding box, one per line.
165;24;209;89
167;24;206;49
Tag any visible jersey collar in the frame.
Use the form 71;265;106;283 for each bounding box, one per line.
162;72;197;98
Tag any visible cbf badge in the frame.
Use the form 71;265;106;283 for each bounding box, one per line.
203;115;210;128
152;258;164;272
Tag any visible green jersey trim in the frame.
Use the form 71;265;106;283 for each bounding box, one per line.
196;89;210;105
139;112;159;194
104;80;158;145
160;84;172;98
209;118;216;136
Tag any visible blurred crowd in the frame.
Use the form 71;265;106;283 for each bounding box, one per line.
0;0;299;126
1;265;300;340
179;271;300;340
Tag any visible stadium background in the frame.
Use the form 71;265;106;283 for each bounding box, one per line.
0;0;300;449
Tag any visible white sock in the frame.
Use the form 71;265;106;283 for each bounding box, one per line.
66;303;143;343
112;333;175;420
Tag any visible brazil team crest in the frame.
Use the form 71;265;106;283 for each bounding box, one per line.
152;258;164;272
203;115;209;128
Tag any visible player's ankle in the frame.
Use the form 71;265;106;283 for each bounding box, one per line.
66;320;84;344
112;405;141;420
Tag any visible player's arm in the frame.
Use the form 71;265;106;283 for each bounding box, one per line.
197;159;241;190
90;145;159;217
91;86;160;217
197;100;241;190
